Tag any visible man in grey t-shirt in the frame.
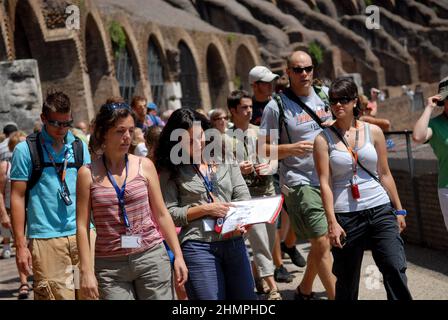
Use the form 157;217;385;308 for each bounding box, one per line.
259;51;336;300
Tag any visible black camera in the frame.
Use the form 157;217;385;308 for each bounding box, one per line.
59;189;72;206
436;99;445;107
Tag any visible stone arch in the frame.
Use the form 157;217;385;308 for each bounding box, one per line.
235;44;256;91
11;0;88;127
110;19;143;103
178;40;201;109
0;29;6;61
147;34;168;109
84;13;112;111
206;43;230;109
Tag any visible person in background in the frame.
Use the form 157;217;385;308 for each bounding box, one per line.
367;88;380;117
76;101;187;300
413;76;448;231
249;66;279;126
227;89;281;300
75;121;89;136
0;131;30;299
131;96;150;132
144;126;162;163
130;127;147;157
0;123;18;162
147;102;165;128
209;108;229;134
314;77;412;300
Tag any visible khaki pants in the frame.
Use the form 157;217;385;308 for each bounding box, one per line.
30;230;95;300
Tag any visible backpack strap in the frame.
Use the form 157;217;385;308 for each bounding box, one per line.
25;132;44;194
25;133;84;206
71;137;84;169
273;93;292;145
313;85;330;112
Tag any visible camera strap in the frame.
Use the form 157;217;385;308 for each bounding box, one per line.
41;139;71;196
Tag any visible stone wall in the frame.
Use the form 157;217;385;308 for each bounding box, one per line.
391;167;448;251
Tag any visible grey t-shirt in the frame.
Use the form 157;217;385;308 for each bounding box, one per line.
259;87;332;187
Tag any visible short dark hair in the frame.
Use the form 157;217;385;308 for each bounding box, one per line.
329;77;361;118
227;90;251;110
42;90;71;115
3;124;18;136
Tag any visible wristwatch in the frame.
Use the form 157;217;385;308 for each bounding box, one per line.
395;209;407;216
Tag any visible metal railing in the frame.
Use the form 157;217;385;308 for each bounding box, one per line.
385;130;425;246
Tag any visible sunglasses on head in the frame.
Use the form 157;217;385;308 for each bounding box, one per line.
291;65;314;74
102;102;131;113
46;119;74;128
329;96;356;105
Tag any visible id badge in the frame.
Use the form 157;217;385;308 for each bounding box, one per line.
203;218;215;232
121;235;142;248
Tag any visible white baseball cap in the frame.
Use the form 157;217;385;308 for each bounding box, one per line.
249;66;279;84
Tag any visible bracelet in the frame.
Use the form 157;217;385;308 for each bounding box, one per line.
395;209;407;216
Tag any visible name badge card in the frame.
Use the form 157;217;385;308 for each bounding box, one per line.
203;218;215;232
121;235;142;248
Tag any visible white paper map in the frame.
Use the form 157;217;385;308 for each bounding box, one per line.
221;195;284;235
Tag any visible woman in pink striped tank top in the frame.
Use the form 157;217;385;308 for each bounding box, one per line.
76;102;187;300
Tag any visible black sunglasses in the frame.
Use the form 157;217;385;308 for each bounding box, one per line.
291;65;314;74
47;119;74;128
102;102;131;113
329;97;356;105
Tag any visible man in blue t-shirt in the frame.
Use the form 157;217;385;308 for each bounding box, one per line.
11;91;91;300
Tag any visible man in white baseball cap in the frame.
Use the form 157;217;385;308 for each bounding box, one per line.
249;66;279;125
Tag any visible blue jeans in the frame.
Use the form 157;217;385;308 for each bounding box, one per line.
181;237;256;300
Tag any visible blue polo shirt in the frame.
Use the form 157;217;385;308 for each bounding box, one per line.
10;128;91;239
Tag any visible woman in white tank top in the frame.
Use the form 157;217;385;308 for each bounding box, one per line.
314;78;412;300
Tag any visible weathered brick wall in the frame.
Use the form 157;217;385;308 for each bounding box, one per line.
392;169;448;251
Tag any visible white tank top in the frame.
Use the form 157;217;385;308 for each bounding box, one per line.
322;123;390;213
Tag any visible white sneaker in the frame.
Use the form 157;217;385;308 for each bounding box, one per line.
2;248;11;259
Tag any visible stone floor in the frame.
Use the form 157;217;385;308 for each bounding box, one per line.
1;240;447;300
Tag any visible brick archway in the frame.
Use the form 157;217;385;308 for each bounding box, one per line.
206;43;230;109
235;44;256;92
84;13;114;110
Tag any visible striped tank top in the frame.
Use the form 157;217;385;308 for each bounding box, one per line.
90;158;162;258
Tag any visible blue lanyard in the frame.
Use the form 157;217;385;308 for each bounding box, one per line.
193;164;214;203
103;154;130;229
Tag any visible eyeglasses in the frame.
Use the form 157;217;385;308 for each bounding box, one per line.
291;65;314;74
102;102;131;113
329;97;356;105
213;116;228;121
46;119;74;128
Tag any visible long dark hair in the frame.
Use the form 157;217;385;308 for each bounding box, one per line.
89;102;136;155
329;77;361;118
156;108;211;172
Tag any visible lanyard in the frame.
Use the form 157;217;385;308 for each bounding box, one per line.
41;139;70;193
338;120;359;176
193;164;214;203
103;154;130;229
